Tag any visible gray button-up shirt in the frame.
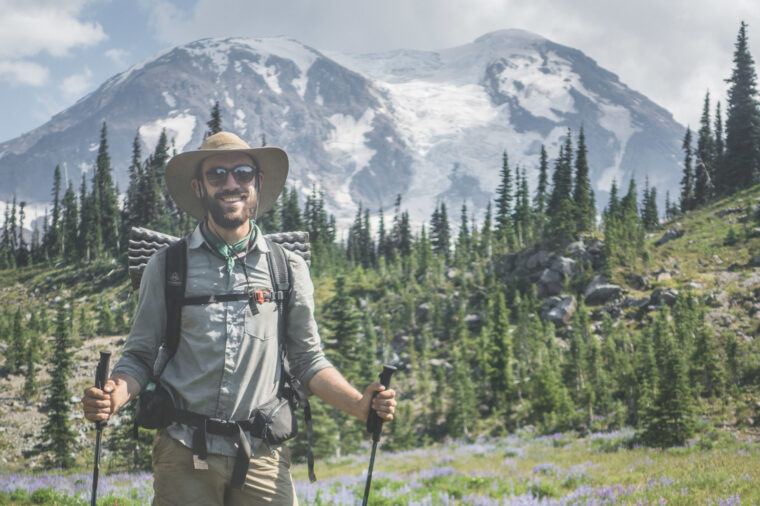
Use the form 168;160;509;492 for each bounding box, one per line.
113;224;332;457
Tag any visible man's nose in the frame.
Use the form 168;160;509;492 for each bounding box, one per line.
222;170;240;189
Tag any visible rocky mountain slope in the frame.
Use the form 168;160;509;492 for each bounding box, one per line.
0;30;684;224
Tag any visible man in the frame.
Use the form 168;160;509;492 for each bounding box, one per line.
82;132;396;505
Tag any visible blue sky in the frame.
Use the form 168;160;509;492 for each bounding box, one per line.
1;0;759;143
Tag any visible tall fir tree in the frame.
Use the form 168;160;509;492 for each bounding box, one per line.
713;101;725;176
430;202;451;260
680;127;695;212
573;127;595;234
722;21;760;194
640;310;695;447
695;91;714;206
39;304;77;468
534;144;549;219
61;182;78;263
281;186;304;232
46;165;63;259
94;123;121;254
206;101;223;137
495;150;515;248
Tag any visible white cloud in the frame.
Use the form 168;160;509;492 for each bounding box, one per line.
60;68;93;100
105;48;129;67
0;1;106;59
0;60;49;86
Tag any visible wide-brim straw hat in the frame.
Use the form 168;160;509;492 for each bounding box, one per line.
165;132;288;220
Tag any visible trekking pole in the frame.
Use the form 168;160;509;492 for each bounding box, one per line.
90;351;111;506
361;364;397;506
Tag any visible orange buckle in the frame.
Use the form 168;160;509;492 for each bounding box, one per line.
253;290;269;304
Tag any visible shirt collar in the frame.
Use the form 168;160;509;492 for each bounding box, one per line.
187;222;269;253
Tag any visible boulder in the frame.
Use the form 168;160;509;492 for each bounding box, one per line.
525;250;551;271
550;256;577;278
621;296;650;309
538;268;564;297
541;295;576;326
584;275;622;305
650;287;679;306
655;224;684;246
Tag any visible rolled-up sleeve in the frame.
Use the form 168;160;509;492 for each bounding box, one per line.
112;249;167;389
284;251;332;394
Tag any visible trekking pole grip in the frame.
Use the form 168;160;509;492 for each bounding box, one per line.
367;364;397;441
95;351;111;428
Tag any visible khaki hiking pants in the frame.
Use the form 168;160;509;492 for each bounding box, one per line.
151;429;298;505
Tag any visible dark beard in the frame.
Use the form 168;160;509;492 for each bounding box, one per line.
201;188;254;229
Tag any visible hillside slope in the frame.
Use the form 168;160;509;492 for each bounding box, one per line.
2;186;760;469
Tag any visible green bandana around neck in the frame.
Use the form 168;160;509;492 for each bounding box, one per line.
200;219;257;272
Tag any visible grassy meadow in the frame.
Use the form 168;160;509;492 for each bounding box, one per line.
1;428;757;505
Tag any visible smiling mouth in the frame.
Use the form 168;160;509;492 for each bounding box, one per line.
219;194;246;203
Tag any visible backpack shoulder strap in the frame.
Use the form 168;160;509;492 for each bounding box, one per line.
264;238;292;313
164;238;188;357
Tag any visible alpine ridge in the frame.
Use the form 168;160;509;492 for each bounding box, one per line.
0;30;684;224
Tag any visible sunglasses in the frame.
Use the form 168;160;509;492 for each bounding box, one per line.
203;165;257;187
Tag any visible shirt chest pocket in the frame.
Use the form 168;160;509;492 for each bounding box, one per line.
245;302;279;341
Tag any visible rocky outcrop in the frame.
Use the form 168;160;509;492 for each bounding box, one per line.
495;238;604;298
655;224;684;246
650;287;679;306
584;275;622;305
541;295;576;326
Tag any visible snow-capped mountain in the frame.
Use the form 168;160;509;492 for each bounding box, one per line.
0;30;684;224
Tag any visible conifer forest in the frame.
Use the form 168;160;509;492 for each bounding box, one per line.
1;21;760;506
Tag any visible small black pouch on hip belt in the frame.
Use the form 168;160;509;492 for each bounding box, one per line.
251;395;298;444
135;383;173;430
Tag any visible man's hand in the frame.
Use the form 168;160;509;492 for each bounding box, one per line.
82;374;139;423
309;367;397;422
359;382;396;423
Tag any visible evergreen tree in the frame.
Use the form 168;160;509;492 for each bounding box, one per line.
388;194;412;257
322;276;363;454
722;21;760;195
680;127;695;212
641;177;659;230
534;145;549;220
573;127;595;234
16;201;30;267
447;341;478;438
695;91;714;206
281;187;303;232
640;310;695;447
495;150;515;247
8;308;26;374
121;131;143;252
455;203;471;264
487;291;514;414
480;202;493;258
430;202;451;260
61;182;78;263
206;101;223;137
39;304;77;468
94;123;121;254
546;134;576;247
713;101;725;176
98;300;116;336
47;165;63;259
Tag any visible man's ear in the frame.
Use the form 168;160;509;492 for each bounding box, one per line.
191;178;203;199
